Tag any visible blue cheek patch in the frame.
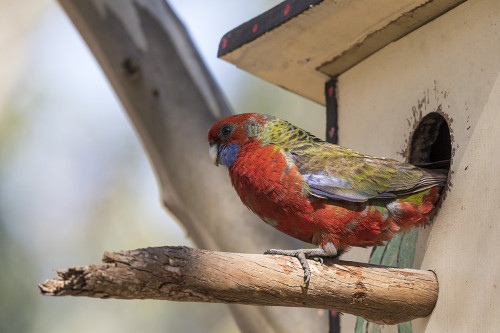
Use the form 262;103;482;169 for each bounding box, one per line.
219;142;239;169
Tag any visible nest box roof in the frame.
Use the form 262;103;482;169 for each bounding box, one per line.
218;0;466;105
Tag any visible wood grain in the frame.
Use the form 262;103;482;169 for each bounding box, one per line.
39;246;438;325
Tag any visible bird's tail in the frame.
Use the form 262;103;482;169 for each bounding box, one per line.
386;186;443;232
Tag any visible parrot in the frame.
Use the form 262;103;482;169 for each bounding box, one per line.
208;113;448;284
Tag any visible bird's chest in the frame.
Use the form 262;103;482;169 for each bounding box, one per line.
229;144;316;241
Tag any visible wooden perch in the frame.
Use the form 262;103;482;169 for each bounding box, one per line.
39;246;438;325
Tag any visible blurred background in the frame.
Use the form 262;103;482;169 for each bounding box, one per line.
0;1;324;332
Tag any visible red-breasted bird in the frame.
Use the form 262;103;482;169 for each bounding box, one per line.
208;113;447;283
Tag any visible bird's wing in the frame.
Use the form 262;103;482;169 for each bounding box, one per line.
289;143;446;202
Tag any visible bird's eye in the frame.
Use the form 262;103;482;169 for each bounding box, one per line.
220;125;232;137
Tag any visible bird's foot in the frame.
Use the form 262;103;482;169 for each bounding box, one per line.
264;247;339;285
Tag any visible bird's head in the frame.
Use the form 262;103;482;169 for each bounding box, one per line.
208;113;272;168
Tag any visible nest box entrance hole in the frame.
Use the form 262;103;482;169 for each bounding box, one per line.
408;112;452;170
406;112;451;268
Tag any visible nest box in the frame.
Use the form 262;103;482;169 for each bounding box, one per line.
218;0;500;331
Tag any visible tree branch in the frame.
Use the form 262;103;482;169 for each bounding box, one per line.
39;246;438;325
55;1;311;330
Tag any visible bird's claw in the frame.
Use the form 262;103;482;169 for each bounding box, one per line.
264;247;336;285
312;257;323;264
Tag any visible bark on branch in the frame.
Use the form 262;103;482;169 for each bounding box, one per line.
39;246;438;325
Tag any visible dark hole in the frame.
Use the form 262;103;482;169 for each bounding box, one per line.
408;112;451;171
407;112;451;253
429;121;451;163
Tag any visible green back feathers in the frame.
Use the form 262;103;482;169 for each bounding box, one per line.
257;117;445;202
259;118;322;149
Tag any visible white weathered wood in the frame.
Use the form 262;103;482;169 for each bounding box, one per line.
221;0;465;104
337;0;500;330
